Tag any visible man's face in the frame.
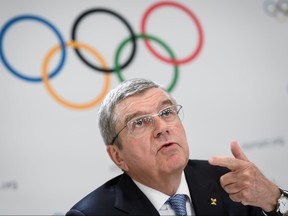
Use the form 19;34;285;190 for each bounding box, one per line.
107;88;189;186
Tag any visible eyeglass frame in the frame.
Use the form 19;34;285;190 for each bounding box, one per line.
110;104;183;145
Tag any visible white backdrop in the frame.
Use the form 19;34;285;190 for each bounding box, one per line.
0;0;287;215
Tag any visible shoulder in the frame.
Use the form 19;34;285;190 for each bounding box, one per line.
66;174;123;216
66;172;158;215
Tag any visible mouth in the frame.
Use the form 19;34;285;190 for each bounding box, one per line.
162;143;173;148
158;142;178;151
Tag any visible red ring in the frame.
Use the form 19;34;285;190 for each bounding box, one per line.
141;1;204;65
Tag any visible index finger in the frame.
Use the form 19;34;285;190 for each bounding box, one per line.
208;156;244;171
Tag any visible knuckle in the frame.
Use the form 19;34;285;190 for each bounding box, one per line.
240;190;252;202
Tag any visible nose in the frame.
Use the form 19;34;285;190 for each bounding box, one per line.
152;116;170;138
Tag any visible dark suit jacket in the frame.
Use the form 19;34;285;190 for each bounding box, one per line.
66;160;276;215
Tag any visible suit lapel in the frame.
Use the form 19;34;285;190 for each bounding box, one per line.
185;161;226;215
114;172;159;215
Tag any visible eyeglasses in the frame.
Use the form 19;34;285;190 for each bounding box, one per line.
110;104;183;144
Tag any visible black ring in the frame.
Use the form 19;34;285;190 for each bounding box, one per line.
71;8;137;73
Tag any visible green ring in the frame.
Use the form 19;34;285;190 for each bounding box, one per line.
114;34;179;92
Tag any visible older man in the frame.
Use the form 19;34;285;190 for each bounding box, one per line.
66;78;287;216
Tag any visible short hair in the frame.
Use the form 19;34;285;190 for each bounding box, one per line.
98;78;176;148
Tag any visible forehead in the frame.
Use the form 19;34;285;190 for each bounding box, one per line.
116;88;173;121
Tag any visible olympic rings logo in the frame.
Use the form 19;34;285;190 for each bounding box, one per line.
0;1;204;110
263;0;288;21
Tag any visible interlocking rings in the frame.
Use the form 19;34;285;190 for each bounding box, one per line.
0;15;66;82
0;1;204;110
115;34;179;92
42;41;111;110
71;8;137;73
263;0;288;21
141;1;204;65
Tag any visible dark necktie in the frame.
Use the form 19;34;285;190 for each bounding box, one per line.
167;194;187;216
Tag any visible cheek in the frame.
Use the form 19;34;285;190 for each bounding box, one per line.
174;125;189;152
122;137;152;158
122;147;155;171
172;124;187;139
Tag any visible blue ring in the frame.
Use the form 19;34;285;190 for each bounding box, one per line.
0;15;66;82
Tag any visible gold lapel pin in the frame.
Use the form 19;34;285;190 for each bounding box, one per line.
211;198;217;206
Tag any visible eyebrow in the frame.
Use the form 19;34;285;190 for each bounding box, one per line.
123;99;174;124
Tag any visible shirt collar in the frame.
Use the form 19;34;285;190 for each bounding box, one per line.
132;172;191;211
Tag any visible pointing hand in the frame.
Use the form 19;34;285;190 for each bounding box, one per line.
208;140;280;212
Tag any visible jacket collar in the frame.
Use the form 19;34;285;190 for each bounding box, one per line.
114;172;159;215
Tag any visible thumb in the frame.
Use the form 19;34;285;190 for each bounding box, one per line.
231;140;249;161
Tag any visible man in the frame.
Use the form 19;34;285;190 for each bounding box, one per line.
66;78;287;216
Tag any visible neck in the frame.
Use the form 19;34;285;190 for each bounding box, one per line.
131;170;183;196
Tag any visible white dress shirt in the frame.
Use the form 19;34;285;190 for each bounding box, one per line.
133;172;196;216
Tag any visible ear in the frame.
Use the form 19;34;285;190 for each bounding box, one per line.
106;145;129;171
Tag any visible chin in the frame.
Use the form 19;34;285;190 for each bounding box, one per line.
167;154;188;170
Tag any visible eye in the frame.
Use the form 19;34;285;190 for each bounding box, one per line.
131;116;152;129
134;118;144;128
160;107;175;118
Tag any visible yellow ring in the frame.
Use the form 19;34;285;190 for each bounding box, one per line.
42;41;110;110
